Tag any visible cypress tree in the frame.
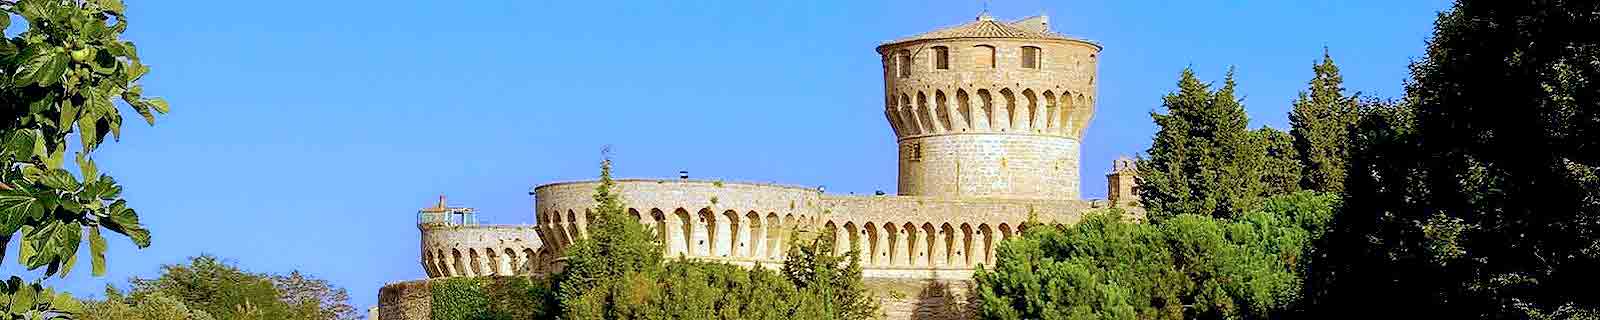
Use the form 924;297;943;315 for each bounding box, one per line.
1139;68;1266;220
1288;50;1358;193
1255;127;1302;196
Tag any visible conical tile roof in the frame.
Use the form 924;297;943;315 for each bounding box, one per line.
881;14;1078;47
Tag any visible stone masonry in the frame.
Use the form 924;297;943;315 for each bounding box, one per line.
378;12;1135;320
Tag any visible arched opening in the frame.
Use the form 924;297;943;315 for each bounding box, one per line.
960;223;975;266
884;223;899;266
722;210;741;257
451;249;465;276
767;213;782;259
1043;91;1059;131
566;210;581;241
505;248;520;275
674;208;693;256
977;89;995;130
932;46;949;70
863;222;879;265
844;222;860;260
423;250;438;277
921;223;937;267
956;89;974;131
468;249;483;276
999;223;1013;243
900;94;920;135
523;248;538;272
1023;89;1039;131
902;222;920;266
698;208;717;257
651;209;668;248
916;92;938;133
485;248;501;276
936;90;956;131
627;208;643;228
1000;88;1017;131
747;211;764;258
897;49;912;78
973;45;995;68
1022;46;1041;69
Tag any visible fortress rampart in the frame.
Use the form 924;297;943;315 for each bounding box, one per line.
381;13;1131;320
418;225;545;278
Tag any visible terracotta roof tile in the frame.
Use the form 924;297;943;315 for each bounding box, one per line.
881;15;1078;47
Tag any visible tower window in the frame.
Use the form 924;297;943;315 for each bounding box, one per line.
1022;46;1041;69
897;50;912;78
975;45;995;68
933;46;949;70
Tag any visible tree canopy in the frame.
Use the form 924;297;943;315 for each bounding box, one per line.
80;255;356;320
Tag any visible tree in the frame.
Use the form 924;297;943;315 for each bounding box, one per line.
1255;127;1301;196
103;255;357;320
1138;68;1267;220
1288;50;1358;193
975;192;1339;320
1308;0;1600;317
554;151;663;319
0;0;167;318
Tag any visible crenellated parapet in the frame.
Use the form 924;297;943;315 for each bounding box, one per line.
533;179;826;267
878;14;1101;200
527;179;1095;280
415;197;550;278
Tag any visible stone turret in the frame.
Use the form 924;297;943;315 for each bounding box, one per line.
877;13;1101;200
1107;157;1139;206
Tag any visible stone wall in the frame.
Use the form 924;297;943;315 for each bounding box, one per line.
419;225;547;278
376;280;431;320
879;35;1101;200
528;179;1092;280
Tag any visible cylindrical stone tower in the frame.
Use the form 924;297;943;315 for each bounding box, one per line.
878;13;1101;200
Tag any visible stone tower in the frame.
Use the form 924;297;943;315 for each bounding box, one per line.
878;13;1101;200
1107;156;1138;206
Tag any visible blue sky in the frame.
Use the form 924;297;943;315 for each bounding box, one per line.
35;0;1452;311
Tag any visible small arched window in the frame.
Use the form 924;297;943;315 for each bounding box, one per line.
974;45;996;68
932;46;949;70
897;50;912;78
1022;46;1041;69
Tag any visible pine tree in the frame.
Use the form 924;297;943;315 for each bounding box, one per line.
1309;0;1600;317
1139;68;1267;220
1288;50;1358;193
556;150;663;319
1255;127;1302;196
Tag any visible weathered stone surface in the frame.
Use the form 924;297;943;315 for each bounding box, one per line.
381;13;1140;320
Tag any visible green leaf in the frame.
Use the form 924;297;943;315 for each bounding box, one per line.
14;51;68;87
0;190;43;235
149;98;170;114
95;0;125;15
88;227;105;276
58;98;78;134
38;169;78;191
6;129;45;161
76;113;98;153
102;201;148;248
50;224;81;278
75;155;97;183
8;280;34;314
51;291;81;314
17;0;53;22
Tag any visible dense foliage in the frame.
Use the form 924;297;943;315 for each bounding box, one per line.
430;277;553;320
1138;69;1296;220
0;0;166;318
974;192;1338;320
1306;0;1600;317
1287;51;1358;194
423;156;879;320
79;255;356;320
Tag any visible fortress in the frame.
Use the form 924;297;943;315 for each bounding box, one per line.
377;12;1139;320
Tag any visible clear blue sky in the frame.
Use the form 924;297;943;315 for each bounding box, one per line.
35;0;1452;311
